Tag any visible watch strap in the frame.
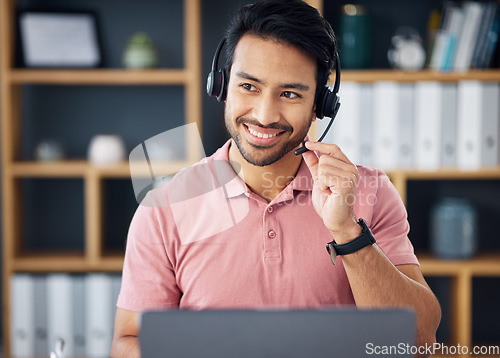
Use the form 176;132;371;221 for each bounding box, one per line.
326;218;376;260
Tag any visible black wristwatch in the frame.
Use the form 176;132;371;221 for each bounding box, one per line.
326;218;376;265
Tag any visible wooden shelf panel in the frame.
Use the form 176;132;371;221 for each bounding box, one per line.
339;69;500;83
9;162;500;180
418;253;500;276
9;160;89;177
6;69;190;85
387;167;500;180
8;160;195;178
11;253;124;272
11;252;500;275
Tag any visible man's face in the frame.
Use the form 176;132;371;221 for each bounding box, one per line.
224;34;317;167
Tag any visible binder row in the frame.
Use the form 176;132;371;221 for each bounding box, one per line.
11;273;122;358
321;81;500;171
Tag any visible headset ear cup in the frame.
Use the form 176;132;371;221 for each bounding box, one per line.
315;88;327;119
315;87;339;119
216;70;227;102
206;71;217;97
207;69;224;99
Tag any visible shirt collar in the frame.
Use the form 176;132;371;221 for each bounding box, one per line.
210;140;248;198
210;139;314;198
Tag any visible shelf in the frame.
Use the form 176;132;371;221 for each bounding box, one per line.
418;253;500;276
386;167;500;180
11;253;124;272
339;69;500;83
8;160;196;178
12;251;500;275
5;69;190;85
9;162;500;180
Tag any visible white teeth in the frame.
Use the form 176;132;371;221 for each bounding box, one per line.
248;127;279;139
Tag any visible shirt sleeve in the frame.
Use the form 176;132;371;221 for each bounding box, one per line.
367;169;419;267
117;200;181;312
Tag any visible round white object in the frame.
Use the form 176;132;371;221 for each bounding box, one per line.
396;40;426;71
88;134;126;165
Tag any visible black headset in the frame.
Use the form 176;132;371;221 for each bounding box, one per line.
206;38;341;155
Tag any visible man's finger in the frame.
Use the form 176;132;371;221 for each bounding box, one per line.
305;141;354;166
301;148;320;180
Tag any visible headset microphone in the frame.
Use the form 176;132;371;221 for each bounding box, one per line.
207;38;341;155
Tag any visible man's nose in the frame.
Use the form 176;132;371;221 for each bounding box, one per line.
252;93;281;126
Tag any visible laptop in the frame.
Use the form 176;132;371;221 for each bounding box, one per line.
140;308;416;358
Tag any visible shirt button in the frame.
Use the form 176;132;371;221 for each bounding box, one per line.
268;230;276;239
267;206;274;213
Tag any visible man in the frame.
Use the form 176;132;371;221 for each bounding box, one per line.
111;1;441;357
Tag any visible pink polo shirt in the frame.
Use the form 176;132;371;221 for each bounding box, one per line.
117;140;418;312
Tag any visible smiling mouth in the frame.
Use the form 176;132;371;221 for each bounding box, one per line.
247;126;280;139
243;124;286;139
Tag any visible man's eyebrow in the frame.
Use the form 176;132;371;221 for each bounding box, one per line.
280;83;310;91
235;71;310;91
235;71;266;85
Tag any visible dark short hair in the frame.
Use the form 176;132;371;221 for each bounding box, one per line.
224;0;337;94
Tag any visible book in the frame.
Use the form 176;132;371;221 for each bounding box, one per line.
429;1;464;71
441;4;465;71
480;6;500;68
425;7;443;68
453;2;485;72
470;2;497;69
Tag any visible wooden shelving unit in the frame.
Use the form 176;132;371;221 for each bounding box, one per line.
0;0;202;356
1;0;499;355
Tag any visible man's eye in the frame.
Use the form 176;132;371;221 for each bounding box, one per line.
241;83;257;91
282;91;301;99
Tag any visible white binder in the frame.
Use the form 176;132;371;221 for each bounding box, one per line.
11;274;35;357
414;81;442;170
457;81;500;169
47;273;74;355
373;81;399;170
330;81;361;164
85;273;114;357
359;83;375;167
73;274;86;356
33;275;48;356
441;83;458;168
111;274;122;317
398;84;415;168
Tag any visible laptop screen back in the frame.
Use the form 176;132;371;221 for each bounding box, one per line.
140;308;416;358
